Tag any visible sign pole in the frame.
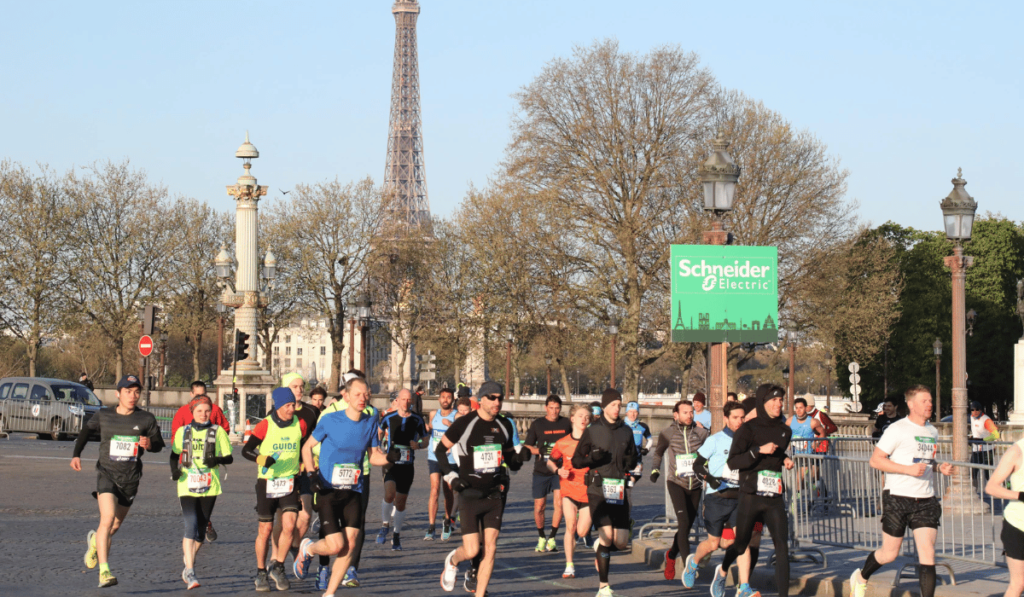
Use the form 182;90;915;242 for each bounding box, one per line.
704;219;729;433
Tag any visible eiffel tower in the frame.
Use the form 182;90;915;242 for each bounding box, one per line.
384;0;432;235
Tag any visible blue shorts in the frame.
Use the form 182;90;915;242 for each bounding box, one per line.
532;474;561;499
429;459;456;475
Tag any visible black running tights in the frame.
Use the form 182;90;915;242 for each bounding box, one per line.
721;493;789;597
666;483;702;561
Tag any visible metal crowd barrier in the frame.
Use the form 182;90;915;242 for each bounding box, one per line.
0;398;93;438
146;406;178;440
786;451;1007;577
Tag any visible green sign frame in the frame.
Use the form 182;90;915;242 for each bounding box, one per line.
670;245;779;343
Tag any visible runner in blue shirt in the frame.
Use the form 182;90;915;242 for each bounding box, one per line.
624;402;653;486
426;387;458;541
295;377;392;595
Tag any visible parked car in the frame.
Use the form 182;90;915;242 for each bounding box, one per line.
0;377;103;440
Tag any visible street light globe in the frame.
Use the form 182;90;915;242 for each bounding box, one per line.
699;133;741;214
934;338;943;356
215;243;234;280
939;168;977;243
263;249;277;280
545;354;552;366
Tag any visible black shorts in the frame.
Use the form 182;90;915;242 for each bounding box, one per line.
564;497;588;510
297;472;313;497
459;495;505;532
532;474;561;499
94;471;139;508
588;490;630;529
1003;520;1024;561
703;492;739;537
881;493;941;537
315;487;364;535
255;478;300;523
383;464;415;494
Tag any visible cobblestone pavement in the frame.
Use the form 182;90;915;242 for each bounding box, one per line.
0;433;674;597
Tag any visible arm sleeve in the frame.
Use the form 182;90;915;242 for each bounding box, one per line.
652;431;670;471
624;433;639;470
216;429;234;465
434;440;454;475
570;428;593;470
241;420;268;462
524;421;538;447
72;413;99;457
694;453;712;480
726;425;760;471
145;419;165;454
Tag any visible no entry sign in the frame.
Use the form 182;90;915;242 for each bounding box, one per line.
138;335;154;357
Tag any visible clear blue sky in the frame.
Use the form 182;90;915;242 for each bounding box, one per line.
1;1;1019;232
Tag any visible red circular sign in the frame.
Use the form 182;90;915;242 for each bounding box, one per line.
138;335;154;357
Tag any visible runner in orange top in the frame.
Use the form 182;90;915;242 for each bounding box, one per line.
547;403;591;579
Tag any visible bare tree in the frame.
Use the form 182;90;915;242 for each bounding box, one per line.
65;161;175;380
0;162;75;376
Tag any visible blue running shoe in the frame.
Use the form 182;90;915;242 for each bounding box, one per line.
377;525;389;544
343;566;360;587
737;583;761;597
682;554;699;588
710;564;727;597
315;565;330;591
441;520;453;542
293;538;314;580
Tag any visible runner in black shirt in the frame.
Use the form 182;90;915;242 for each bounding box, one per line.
525;395;572;552
376;388;428;551
71;375;164;588
438;381;525;597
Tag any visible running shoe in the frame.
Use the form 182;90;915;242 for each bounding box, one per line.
184;568;200;590
464;568;478;593
442;520;453;542
663;552;676;581
342;566;360;587
310;514;321;536
582;533;594;548
425;527;436;541
98;569;118;588
268;560;290;591
710;564;727;597
596;586;618;597
441;549;459;592
545;537;559;552
563;563;576;579
850;569;866;597
84;530;98;569
535;537;547;552
682;553;699;588
377;525;389;544
736;583;761;597
316;565;330;591
254;569;270;592
293;537;314;580
206;521;218;542
392;534;403;551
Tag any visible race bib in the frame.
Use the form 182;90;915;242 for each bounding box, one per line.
913;436;936;465
331;464;361;490
756;470;782;496
675;453;697;478
110;435;140;462
187;470;213;494
473;443;502;473
722;462;739;485
394;444;412;464
266;476;295;498
602;478;625;505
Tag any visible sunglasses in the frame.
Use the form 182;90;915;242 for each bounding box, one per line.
481;394;504;401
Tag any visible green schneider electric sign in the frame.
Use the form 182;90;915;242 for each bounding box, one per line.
670;245;780;343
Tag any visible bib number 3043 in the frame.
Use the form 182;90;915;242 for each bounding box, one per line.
474;444;502;473
756;471;783;496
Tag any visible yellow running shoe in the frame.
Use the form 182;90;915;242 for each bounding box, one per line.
84;531;98;569
98;569;118;588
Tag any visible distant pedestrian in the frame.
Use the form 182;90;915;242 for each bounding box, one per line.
970;401;1000;490
692;393;712;429
79;373;95;391
872;400;901;439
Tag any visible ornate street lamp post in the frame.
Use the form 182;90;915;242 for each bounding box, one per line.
824;353;833;413
505;332;513;399
787;332;797;415
354;294;372;373
607;316;619;389
545;354;553;395
939;168;982;513
934;338;943;423
699;134;740;432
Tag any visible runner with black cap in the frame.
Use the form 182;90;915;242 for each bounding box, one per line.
71;374;165;588
572;389;638;597
437;381;526;597
709;384;795;597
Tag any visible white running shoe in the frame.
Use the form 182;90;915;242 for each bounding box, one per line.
441;549;459;592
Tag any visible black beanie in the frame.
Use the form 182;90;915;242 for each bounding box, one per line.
601;388;622;408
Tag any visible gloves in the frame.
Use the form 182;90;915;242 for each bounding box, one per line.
170;458;182;481
310;471;325;494
451;478;469;493
640;447;649;457
256;454;276;469
590;447;607;464
706;476;722;490
516;445;532;462
204;455;225;467
504;449;524;472
650;469;660;483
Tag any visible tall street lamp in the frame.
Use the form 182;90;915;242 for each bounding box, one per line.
158;330;169;387
545;354;553;395
505;331;513;399
786;332;797;415
934;338;943;422
354;294;372;373
939;168;982;513
699;133;740;432
607;316;619;389
824;353;833;413
216;301;227;374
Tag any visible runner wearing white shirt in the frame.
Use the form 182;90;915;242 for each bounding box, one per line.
849;385;953;597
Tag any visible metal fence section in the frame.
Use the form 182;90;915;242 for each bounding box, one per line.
147;406;178;440
0;398;92;438
785;451;1008;575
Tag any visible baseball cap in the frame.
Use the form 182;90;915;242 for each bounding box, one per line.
970;401;983;411
874;403;885;414
476;381;503;398
626;401;640;412
116;375;142;390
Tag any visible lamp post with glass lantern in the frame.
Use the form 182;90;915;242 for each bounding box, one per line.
786;332;797;415
607;316;619;389
505;332;513;399
699;134;740;432
939;168;984;513
934;338;943;422
158;330;169;387
545;355;553;395
353;294;372;373
824;353;833;413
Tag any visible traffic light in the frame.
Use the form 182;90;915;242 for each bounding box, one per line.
141;305;159;336
234;329;251;362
